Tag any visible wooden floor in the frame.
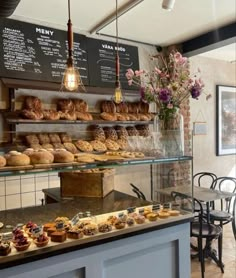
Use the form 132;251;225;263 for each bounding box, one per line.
191;224;236;278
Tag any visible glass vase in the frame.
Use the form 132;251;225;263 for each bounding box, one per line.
154;110;184;157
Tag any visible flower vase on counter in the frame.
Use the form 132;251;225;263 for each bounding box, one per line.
154;109;184;157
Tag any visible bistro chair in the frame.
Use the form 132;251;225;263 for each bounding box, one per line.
130;183;146;200
193;172;217;188
171;191;223;278
209;177;236;243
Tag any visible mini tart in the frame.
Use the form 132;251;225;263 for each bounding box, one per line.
0;241;11;256
34;237;49;247
114;219;126;229
107;215;117;225
158;212;170;219
126;217;135;226
82;224;98;236
147;213;158;221
134;215;145;224
169;210;180;216
14;241;31;252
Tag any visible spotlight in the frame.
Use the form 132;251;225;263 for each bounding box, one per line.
162;0;175;11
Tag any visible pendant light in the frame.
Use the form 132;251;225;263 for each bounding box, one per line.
113;0;123;104
62;0;84;92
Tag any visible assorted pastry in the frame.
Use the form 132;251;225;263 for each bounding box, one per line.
0;205;181;256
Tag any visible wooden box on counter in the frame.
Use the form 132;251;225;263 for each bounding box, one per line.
59;169;115;198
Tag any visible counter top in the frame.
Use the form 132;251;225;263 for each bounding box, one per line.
0;190;193;269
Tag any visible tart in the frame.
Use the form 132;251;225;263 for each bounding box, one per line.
98;222;112;233
34;234;49;247
114;219;126;229
0;241;11;256
134;215;145;224
146;213;158;221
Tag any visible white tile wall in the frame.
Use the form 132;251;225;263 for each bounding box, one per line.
6;179;21;195
35;176;49;191
0;196;5;210
6;195;21;210
22;192;36;208
0;181;5;196
49;175;60;188
21;177;35;193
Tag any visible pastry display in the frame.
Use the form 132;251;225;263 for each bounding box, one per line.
23;96;42;110
90;140;107;152
103;127;118;141
38;133;50;144
93;126;106;142
73;99;88;112
0;240;11;256
98;222;112;233
67;228;84;239
134;215;145;224
34;234;49;247
146;213;158;221
29;149;54;164
105;139;120;151
114;219;126;229
0;155;6;167
82;224;98;236
5;151;30;166
63;143;78;154
53;149;74;163
75;140;93;152
50;231;67;242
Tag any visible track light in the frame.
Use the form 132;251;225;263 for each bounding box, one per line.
162;0;175;11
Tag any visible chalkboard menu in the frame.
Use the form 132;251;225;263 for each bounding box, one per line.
87;38;139;90
0;18;89;85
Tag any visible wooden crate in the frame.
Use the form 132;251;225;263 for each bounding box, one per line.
59;169;115;198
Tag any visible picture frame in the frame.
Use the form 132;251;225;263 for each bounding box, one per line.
216;85;236;156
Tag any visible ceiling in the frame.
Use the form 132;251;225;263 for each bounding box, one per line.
7;0;236;62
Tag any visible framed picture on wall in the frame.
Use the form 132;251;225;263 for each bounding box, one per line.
216;85;236;156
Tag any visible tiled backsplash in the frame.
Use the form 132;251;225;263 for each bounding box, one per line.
0;173;60;210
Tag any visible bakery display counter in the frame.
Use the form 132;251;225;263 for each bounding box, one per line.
0;190;193;276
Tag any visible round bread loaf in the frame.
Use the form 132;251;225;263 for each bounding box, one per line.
5;151;30;166
42;110;61;120
73;99;88;112
23;96;42;110
100;112;117;121
30;150;54;164
57;99;74;112
53;149;74;163
0;156;6;167
21;109;44;120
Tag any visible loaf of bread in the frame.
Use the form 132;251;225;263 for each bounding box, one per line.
100;112;117;121
126;126;139;136
136;125;150;137
21;109;44;120
76;112;93;121
57;99;74;112
63;143;78;154
42;110;61;120
73;99;88;112
38;133;50;144
101;101;116;113
93;126;106;142
5;151;30;166
115;126;128;139
23;96;42;110
60;111;77;121
103;127;118;141
30;150;54;164
25;134;39;145
0;156;6;167
49;134;61;144
60;133;72;143
139;101;149;114
75;140;93;152
53;149;74;163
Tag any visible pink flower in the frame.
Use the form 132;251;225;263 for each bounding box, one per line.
174;52;187;65
135;70;145;76
128;79;133;86
126;69;134;80
167;103;173;109
154;67;162;74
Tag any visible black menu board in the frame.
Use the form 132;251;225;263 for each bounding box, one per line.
87;38;139;90
0;18;88;85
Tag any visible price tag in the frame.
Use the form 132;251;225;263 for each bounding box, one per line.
127;207;136;214
56;222;64;230
152;204;161;211
118;212;124;218
172;202;180;209
1;232;13;241
163;203;171;209
31;226;42;237
139;208;144;215
71;214;80;226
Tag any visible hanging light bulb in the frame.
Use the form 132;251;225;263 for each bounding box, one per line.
62;0;84;92
113;0;123;104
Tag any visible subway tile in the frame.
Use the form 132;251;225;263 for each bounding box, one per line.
35;176;49;191
0;177;5;182
0;181;5;196
0;196;6;210
5;175;21;181
21;192;36;208
6;195;21;210
21;174;35;179
21;178;35;193
6;180;21;195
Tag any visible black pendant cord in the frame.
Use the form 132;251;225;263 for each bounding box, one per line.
67;0;73;63
115;0;120;88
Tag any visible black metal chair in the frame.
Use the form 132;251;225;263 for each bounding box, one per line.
193;172;217;188
209;177;236;243
130;183;146;200
171;191;223;278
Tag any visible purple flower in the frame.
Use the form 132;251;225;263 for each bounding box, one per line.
159;88;171;103
140;87;145;99
191;86;201;99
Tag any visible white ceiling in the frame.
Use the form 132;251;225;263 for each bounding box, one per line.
9;0;236;61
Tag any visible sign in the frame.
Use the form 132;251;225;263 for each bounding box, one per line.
87;38;139;90
0;18;89;85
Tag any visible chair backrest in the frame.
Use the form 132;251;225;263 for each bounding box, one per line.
193;172;217;188
130;183;146;200
211;177;236;212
